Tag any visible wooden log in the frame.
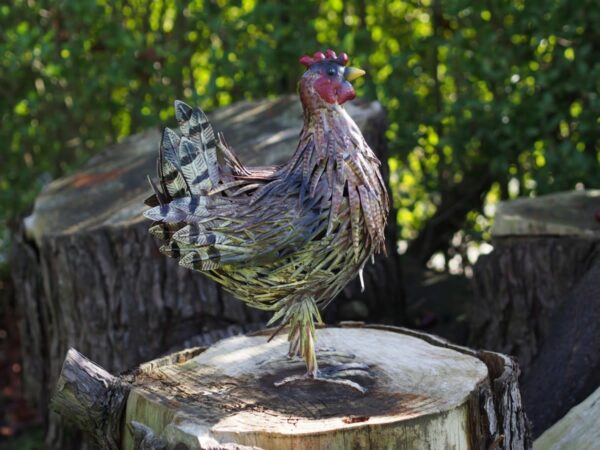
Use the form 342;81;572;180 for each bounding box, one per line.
52;324;531;450
468;190;600;437
51;348;130;450
10;96;404;448
520;262;600;437
533;386;600;450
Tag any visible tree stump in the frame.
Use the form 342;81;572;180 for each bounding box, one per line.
520;261;600;437
468;190;600;436
10;96;404;448
52;324;531;450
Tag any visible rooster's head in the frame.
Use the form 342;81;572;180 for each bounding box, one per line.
298;49;365;109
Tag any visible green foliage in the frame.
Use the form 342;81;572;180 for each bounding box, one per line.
380;0;600;242
1;0;598;261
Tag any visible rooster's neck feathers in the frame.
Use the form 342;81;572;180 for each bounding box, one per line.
280;101;388;256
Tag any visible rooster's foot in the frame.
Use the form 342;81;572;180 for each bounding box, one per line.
273;363;370;393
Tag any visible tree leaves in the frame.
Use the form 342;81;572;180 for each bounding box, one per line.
2;0;598;267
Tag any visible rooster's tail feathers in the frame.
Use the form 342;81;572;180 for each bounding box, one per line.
175;100;221;188
144;101;268;271
145;101;219;206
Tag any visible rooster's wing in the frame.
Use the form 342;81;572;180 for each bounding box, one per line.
144;101;310;271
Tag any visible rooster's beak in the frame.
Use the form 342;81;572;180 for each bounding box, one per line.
344;67;366;82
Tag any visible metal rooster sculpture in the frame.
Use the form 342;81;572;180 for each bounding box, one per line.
144;49;389;389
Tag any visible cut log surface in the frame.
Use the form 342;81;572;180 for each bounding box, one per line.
469;189;600;438
125;328;486;449
115;325;530;450
491;190;600;237
10;96;404;449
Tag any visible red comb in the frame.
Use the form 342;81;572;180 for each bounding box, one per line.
299;49;349;68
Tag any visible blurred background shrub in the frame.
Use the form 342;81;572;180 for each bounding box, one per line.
1;0;598;269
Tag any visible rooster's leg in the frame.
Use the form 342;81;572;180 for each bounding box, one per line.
272;298;370;393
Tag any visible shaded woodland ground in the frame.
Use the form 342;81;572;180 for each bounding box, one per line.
0;277;44;448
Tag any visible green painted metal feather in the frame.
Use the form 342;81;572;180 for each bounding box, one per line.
144;49;389;376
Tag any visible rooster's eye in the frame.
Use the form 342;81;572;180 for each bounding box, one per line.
327;67;337;76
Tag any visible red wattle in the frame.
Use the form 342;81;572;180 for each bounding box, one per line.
314;77;356;105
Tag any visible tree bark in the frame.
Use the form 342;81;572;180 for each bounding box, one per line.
52;324;531;450
51;348;130;450
520;262;600;437
468;190;600;437
10;96;404;448
470;237;599;371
